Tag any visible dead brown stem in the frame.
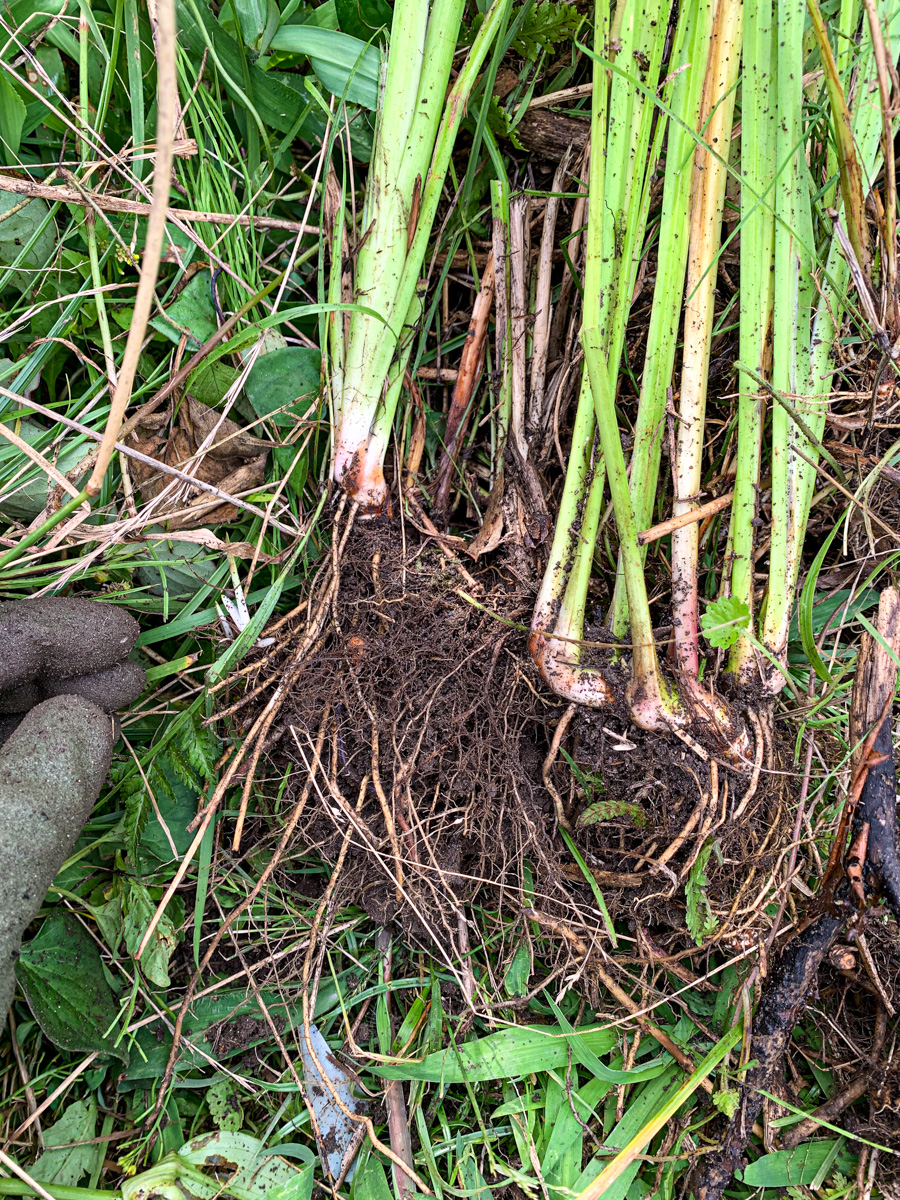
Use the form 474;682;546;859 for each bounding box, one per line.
0;171;319;233
85;0;177;497
433;254;496;515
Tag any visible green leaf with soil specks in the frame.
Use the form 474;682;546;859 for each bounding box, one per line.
207;1078;243;1132
123;880;182;987
32;1099;98;1186
244;346;321;428
376;1023;617;1082
739;1141;857;1187
16;910;127;1062
685;839;718;945
353;1156;393;1200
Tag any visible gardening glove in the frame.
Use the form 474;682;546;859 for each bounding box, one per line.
0;598;146;1019
0;598;145;734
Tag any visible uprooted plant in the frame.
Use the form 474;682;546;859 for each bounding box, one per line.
531;0;900;761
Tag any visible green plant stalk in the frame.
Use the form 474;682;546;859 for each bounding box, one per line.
773;0;900;657
336;0;429;430
727;0;776;677
534;0;675;665
529;392;612;706
583;331;675;726
371;286;424;466
326;164;348;438
490;175;511;480
123;0;145;182
331;0;508;510
594;0;672;370
760;0;815;665
94;0;123;134
820;0;861;205
79;0;91;161
532;0;692;726
79;5;118;394
0;1183;119;1200
808;0;871;274
578;0;679;729
608;0;715;639
671;0;742;677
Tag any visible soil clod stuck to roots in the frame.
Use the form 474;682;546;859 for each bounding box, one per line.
217;516;791;988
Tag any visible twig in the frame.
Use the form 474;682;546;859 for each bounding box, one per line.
0;1150;55;1200
0;171;319;233
542;704;576;832
3;1054;97;1150
6;1013;41;1148
0;387;300;537
85;0;176;497
433;253;495;515
377;930;417;1200
593;956;715;1095
638;492;734;544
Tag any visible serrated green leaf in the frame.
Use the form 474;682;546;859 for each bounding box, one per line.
700;597;751;649
31;1099;98;1186
685;839;718;945
577;799;647;827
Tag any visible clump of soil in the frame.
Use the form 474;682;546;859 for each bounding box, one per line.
220;519;791;980
570;704;792;937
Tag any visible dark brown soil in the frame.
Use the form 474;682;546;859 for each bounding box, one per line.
219;522;793;991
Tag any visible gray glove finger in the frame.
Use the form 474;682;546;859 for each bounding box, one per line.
0;684;41;715
0;695;113;1018
33;659;146;714
0;598;140;691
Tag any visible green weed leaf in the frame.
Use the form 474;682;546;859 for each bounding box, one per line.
16;910;127;1062
712;1088;740;1118
31;1099;98;1186
207;1079;243;1132
377;1023;617;1083
739;1141;856;1188
700;597;751;649
577;799;647;827
123;881;183;988
685;839;718;945
513;1;582;60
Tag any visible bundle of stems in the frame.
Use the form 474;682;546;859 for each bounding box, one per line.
533;0;900;757
530;0;679;708
328;0;506;513
531;0;749;761
726;0;900;688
